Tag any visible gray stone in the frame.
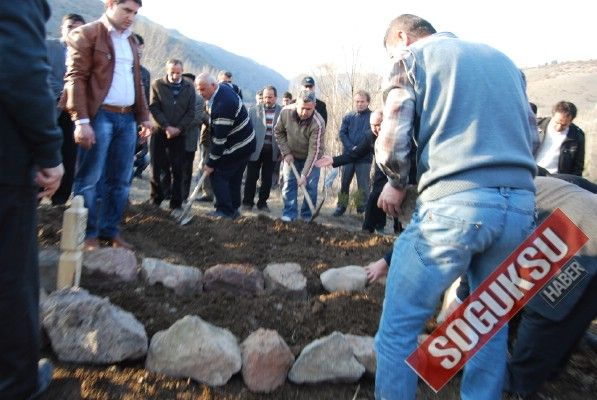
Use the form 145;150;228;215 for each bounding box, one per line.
320;266;368;293
241;328;295;393
203;264;264;296
83;247;138;282
39;246;60;293
345;334;376;375
288;331;365;384
146;315;241;386
42;288;147;363
141;258;202;296
263;262;307;299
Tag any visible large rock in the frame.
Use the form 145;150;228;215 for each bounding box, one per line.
203;263;264;296
241;328;295;393
320;266;367;293
263;262;307;299
42;288;147;363
345;334;376;375
146;315;241;386
288;331;365;384
141;258;202;296
83;247;137;282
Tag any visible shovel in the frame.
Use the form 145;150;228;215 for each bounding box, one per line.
178;171;208;225
289;161;325;222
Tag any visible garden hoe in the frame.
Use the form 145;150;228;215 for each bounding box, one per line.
290;161;325;222
178;171;208;226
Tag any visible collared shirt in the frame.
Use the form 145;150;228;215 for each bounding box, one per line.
102;24;134;107
374;52;416;189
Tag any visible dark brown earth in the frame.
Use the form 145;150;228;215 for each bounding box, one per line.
36;201;595;399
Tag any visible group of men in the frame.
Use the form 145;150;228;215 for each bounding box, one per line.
1;0;593;398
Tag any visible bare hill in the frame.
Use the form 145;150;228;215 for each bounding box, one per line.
46;0;289;99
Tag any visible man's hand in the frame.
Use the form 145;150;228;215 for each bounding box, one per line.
284;154;294;164
74;124;96;149
314;155;333;168
202;164;214;176
139;120;152;140
377;183;407;217
35;164;64;199
165;126;180;139
364;258;389;283
297;175;306;187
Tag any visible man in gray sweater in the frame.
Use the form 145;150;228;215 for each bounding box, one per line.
374;14;537;399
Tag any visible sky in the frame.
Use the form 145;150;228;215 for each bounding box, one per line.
138;0;596;80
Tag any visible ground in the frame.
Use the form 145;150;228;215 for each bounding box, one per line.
35;183;595;399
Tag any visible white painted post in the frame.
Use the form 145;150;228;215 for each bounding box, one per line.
56;195;87;289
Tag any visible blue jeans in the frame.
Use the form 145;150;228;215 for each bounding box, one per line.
375;187;535;400
281;159;320;220
73;108;136;238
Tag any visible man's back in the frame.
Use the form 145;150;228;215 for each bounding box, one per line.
405;33;537;199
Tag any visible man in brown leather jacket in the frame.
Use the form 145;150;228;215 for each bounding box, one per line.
60;0;152;251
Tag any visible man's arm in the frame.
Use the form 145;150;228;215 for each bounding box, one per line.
0;0;62;170
176;86;196;131
63;26;94;122
302;112;326;178
374;69;416;190
148;81;170;128
274;111;290;158
338;114;353;151
572;127;585;176
205;98;234;167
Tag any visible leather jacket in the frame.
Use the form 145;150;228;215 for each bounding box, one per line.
59;15;149;123
537;117;585;176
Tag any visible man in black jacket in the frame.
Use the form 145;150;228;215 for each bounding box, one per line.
535;101;585;176
148;59;196;215
0;1;64;398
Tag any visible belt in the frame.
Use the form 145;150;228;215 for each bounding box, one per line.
102;104;134;114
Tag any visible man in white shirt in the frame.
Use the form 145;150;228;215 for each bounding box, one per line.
60;0;152;250
535;101;585;176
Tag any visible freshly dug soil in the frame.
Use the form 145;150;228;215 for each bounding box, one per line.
36;203;595;399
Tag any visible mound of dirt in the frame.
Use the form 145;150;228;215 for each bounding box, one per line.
35;203;595;399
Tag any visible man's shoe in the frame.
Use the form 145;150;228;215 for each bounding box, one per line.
257;204;270;213
356;207;365;214
196;195;214;202
241;204;253;211
109;234;134;250
84;237;100;251
29;358;53;399
280;215;292;222
332;207;346;217
170;208;183;219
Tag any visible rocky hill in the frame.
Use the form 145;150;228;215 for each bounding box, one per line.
46;0;289;100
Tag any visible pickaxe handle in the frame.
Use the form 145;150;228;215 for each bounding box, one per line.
289;161;315;214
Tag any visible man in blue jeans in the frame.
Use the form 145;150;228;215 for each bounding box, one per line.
60;0;152;251
374;14;537;399
274;89;326;221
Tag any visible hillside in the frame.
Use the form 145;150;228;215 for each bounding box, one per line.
46;0;289;99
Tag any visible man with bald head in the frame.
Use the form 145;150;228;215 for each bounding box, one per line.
195;73;255;219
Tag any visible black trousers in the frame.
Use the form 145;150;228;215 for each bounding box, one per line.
242;147;274;208
505;274;597;396
362;165;388;231
150;133;185;209
0;186;39;399
51;110;76;205
181;150;196;201
211;156;249;216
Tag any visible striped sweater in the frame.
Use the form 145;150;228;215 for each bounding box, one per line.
207;83;255;167
274;104;325;177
